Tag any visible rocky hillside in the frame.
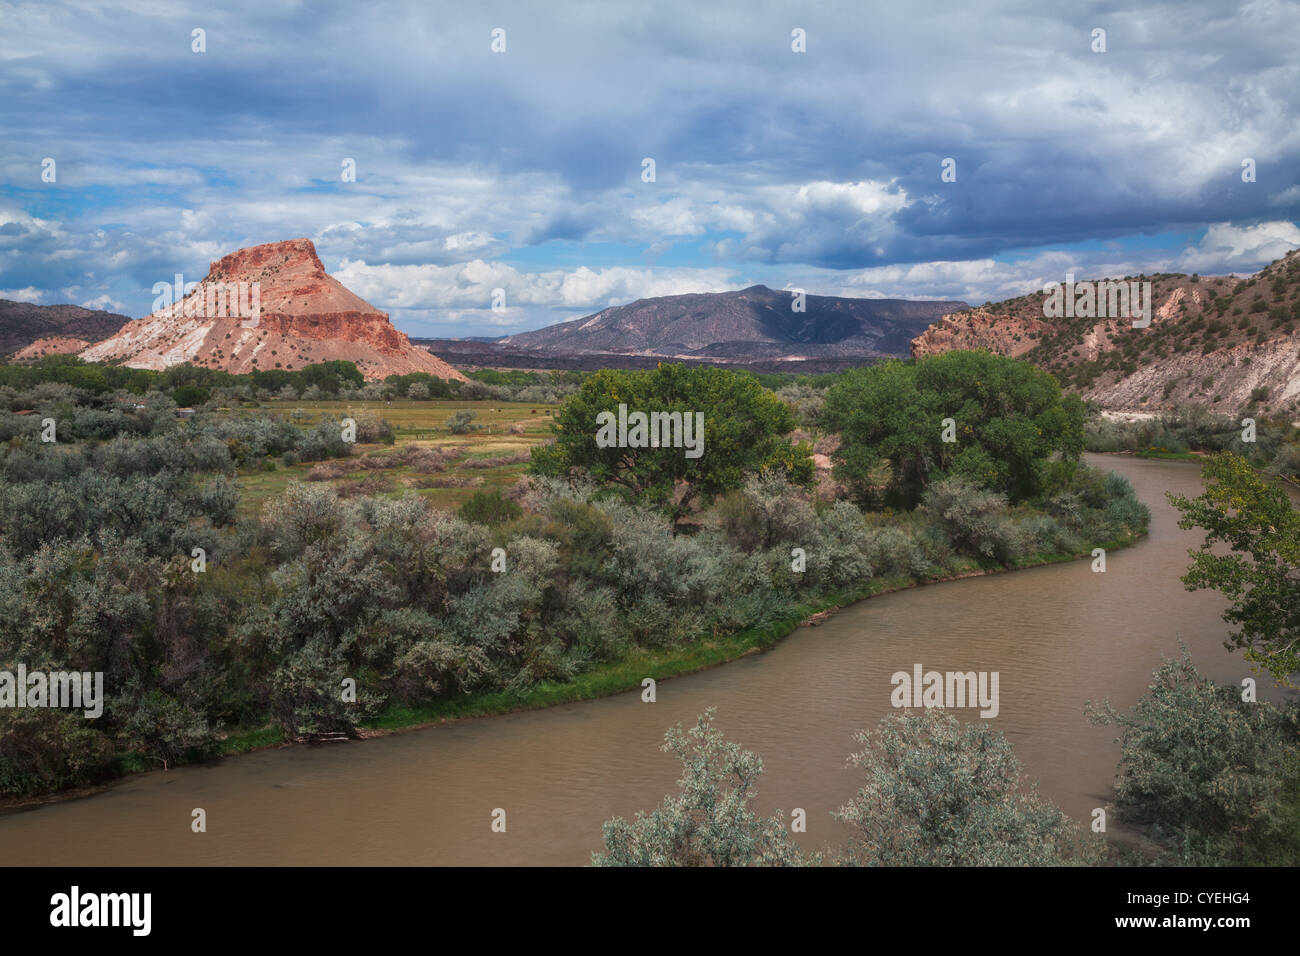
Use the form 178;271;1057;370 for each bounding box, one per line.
0;300;129;356
80;239;466;382
500;285;966;360
10;335;92;362
911;250;1300;413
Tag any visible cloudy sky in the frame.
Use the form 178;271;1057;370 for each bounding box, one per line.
3;0;1299;337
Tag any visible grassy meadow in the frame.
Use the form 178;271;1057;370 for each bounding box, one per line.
227;399;562;516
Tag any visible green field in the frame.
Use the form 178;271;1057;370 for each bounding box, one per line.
228;399;561;515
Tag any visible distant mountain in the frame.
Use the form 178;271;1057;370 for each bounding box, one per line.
911;250;1300;412
0;300;130;357
81;238;467;382
498;285;968;361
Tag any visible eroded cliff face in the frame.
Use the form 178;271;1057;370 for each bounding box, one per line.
1089;335;1300;411
81;238;467;382
909;250;1300;414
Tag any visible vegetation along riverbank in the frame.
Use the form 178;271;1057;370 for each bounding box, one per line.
1;352;1150;802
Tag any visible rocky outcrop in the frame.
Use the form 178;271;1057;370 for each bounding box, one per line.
911;309;1052;360
909;250;1300;414
80;238;467;382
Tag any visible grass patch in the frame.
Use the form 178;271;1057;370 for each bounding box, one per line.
1134;448;1202;462
222;725;288;752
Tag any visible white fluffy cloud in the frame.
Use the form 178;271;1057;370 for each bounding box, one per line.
78;293;127;312
334;258;735;323
1174;221;1300;273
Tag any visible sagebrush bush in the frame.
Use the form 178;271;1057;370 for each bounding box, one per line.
921;476;1023;564
1017;514;1080;555
716;472;817;552
809;501;874;590
1088;648;1300;864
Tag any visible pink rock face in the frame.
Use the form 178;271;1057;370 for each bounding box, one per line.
11;336;91;362
81;238;468;382
910;309;1051;360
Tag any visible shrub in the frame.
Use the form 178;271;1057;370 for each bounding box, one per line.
0;709;117;797
593;709;810;867
1266;442;1300;481
836;710;1093;865
260;481;350;557
715;473;817;552
920;476;1022;564
1088;647;1300;864
446;410;478;434
1017;514;1080;555
458;489;524;526
810;501;873;589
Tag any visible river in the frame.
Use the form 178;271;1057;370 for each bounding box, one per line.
3;454;1295;865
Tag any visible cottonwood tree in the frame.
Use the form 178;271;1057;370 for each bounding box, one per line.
822;351;1085;509
1168;452;1300;684
531;364;812;524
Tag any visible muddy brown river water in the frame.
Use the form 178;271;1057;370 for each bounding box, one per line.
3;455;1295;865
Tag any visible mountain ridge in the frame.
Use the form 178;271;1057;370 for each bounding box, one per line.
0;300;131;356
499;284;967;360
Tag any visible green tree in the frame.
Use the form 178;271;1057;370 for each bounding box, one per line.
592;708;811;866
822;350;1085;508
172;384;209;407
834;709;1092;865
531;364;811;523
1168;452;1300;683
298;360;364;394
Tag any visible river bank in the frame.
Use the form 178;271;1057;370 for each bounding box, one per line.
2;518;1147;814
8;454;1275;865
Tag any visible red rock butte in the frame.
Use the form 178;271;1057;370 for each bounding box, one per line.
81;238;467;382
